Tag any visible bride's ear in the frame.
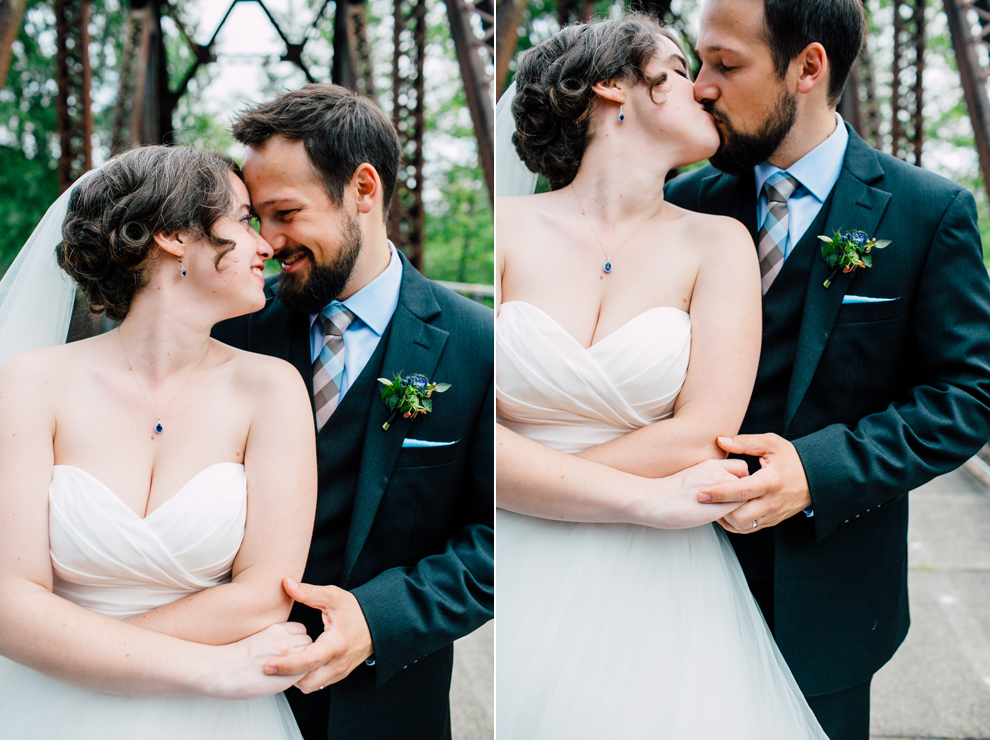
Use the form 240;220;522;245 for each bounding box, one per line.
153;231;187;259
591;80;625;105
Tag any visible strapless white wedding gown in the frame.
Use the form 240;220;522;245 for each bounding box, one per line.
0;463;302;739
496;301;827;739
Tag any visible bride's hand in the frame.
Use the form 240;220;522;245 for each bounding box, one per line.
632;459;749;530
196;622;313;699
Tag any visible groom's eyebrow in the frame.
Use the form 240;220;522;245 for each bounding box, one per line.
258;197;297;208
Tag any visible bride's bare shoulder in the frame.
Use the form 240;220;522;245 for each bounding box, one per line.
215;343;301;386
497;192;570;226
0;341;94;411
214;343;310;409
668;205;755;260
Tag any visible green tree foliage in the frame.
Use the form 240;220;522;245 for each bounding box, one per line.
0;0;126;271
1;0;492;289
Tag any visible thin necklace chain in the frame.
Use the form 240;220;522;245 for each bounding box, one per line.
571;184;664;274
118;327;210;434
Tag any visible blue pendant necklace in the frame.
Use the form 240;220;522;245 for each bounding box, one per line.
571;184;662;274
118;328;209;434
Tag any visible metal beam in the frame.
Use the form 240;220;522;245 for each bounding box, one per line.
332;0;377;100
0;0;28;89
55;0;93;190
945;0;990;205
445;0;494;202
494;0;524;97
388;0;427;270
890;0;926;166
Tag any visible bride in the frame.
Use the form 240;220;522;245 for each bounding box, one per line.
0;145;316;738
496;15;828;738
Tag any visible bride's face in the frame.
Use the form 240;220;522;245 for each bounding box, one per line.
184;173;274;318
624;38;720;168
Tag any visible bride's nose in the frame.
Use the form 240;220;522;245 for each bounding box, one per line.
255;231;274;261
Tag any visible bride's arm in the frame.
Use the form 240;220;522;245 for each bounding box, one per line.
497;423;746;528
574;217;762;477
124;356;318;645
0;351;310;697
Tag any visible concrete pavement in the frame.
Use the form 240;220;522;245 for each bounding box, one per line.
451;620;494;739
871;465;990;739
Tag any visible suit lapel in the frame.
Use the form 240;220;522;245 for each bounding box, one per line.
783;129;891;430
343;258;449;579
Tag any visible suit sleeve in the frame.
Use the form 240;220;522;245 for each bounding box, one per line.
793;188;990;540
350;376;495;688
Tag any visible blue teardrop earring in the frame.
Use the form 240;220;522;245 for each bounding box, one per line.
618;104;625;123
178;259;187;277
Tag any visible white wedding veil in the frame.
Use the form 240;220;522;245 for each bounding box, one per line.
0;171;93;369
495;82;539;198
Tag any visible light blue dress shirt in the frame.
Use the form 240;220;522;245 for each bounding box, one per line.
754;113;849;258
309;243;402;401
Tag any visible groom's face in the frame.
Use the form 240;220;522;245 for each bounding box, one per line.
694;0;798;174
242;136;363;314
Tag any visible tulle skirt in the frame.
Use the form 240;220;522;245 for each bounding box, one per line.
496;510;828;739
0;656;302;739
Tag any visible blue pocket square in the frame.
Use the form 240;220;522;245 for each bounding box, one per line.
842;295;898;304
402;439;457;448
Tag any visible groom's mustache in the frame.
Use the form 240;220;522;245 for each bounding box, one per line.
276;247;310;266
702;102;728;127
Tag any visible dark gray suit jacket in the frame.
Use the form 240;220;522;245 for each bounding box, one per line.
666;126;990;695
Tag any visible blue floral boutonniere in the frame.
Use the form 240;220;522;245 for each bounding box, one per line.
378;374;452;431
819;230;890;288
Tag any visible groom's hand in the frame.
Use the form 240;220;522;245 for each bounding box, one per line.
263;578;374;693
697;434;812;534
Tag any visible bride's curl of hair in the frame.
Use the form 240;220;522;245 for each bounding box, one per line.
57;146;242;321
511;14;683;191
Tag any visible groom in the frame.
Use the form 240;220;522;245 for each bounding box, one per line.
213;84;493;740
666;1;990;738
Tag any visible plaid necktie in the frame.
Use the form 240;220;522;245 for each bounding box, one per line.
313;305;357;430
758;171;800;294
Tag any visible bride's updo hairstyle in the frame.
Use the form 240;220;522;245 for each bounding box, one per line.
57;145;241;321
512;14;681;190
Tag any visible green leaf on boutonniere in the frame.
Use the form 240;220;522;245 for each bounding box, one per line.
378;374;451;430
820;230;889;288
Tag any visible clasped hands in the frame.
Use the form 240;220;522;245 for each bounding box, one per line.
699;434;812;534
263;578;374;694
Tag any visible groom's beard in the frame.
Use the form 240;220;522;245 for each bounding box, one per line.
276;215;363;315
706;87;797;176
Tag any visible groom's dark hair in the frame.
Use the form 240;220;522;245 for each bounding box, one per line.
231;84;400;221
761;0;865;107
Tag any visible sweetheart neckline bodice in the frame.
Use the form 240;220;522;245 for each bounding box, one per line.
52;462;246;521
498;300;689;351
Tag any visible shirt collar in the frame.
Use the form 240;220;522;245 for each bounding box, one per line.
754;112;849;203
310;242;402;336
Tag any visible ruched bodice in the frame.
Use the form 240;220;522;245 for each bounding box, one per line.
49;463;247;619
496;301;691;453
0;461;302;739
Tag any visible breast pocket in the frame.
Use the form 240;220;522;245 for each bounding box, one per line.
834;297;904;325
394;439;462;468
